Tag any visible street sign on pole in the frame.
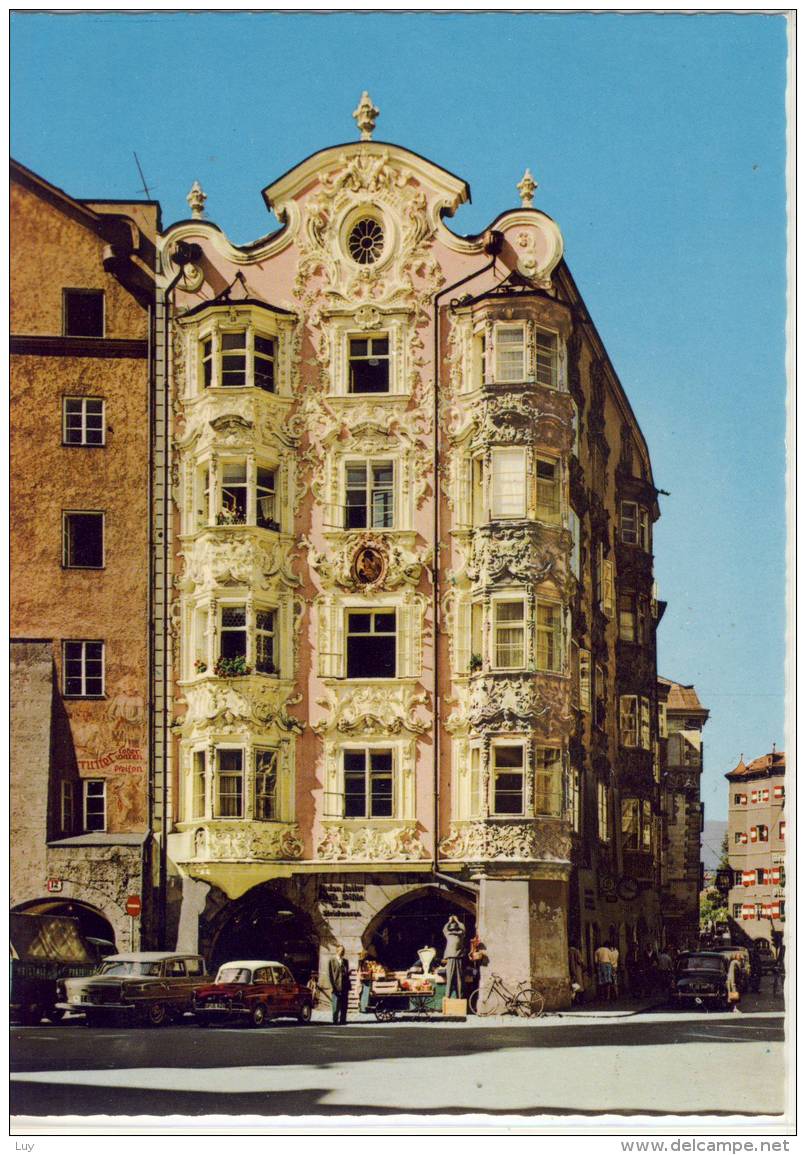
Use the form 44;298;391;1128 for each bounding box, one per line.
125;895;142;918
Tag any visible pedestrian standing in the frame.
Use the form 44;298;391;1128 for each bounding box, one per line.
726;956;742;1013
642;942;659;997
357;950;373;1014
328;944;351;1024
594;941;613;1002
442;915;466;999
657;947;673;997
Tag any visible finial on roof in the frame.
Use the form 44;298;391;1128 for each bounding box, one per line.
517;168;538;208
187;180;207;220
353;91;380;141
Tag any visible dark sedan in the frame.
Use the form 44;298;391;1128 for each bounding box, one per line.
192;960;313;1027
673;951;731;1010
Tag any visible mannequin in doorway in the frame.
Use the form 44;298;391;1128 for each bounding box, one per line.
442;915;466;999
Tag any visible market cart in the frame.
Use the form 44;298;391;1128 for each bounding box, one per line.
369;978;439;1021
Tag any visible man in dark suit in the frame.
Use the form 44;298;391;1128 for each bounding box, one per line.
443;915;466;999
328;944;351;1024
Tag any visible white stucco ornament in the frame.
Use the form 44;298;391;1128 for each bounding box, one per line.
352;91;380;140
517;168;538;208
187;180;207;219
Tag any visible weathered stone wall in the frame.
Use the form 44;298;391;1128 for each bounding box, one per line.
10;642;53;906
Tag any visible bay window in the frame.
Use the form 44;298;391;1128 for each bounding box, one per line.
495;324;526;383
345;460;394;529
536;457;562;523
578;648;592;712
469;746;482;818
254;749;278;820
621;798;653;852
535;328;559;387
490;447;526;519
256;467;278;529
535;747;563;816
196;459;280;531
619;695;652;750
192;750;206;820
536;600;563;672
493;599;526;669
201;327;276;392
216;749;243;818
343;749;393;817
621;501;651;551
220;463;247;524
255;610;275;674
492;744;524;815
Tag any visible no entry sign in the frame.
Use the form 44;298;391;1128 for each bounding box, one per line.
125;895;142;918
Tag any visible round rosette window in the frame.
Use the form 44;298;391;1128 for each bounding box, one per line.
347;217;385;265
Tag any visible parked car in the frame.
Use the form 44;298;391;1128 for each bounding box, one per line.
10;911;103;1026
192;959;314;1027
57;951;209;1027
673;951;731;1010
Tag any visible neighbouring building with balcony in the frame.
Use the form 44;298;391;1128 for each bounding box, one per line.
10;159;158;948
152;95;667;1007
725;749;786;945
657;678;708;949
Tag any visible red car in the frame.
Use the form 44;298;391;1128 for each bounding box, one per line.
192;959;313;1027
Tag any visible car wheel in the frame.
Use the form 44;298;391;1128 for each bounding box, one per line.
250;1004;267;1028
19;1003;42;1026
297;1002;312;1024
46;1007;66;1023
145;1002;167;1027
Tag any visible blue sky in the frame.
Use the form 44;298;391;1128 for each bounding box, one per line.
11;11;789;820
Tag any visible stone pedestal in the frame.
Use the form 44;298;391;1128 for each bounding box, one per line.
477;874;571;1010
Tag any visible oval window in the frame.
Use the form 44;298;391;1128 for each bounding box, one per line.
348;218;384;265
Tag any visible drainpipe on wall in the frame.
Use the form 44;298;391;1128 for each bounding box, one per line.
431;234;502;892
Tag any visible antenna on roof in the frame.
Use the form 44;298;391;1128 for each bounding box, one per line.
772;742;776;754
133;152;152;200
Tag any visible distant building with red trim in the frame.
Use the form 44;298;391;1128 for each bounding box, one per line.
726;750;786;943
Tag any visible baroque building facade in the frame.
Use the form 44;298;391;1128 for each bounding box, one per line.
154;96;666;1006
10;159;158;948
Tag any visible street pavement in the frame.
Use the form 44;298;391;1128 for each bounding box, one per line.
11;983;786;1120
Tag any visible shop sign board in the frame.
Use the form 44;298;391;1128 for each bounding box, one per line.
319;882;366;918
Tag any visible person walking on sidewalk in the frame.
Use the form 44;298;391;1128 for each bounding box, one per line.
568;943;586;1003
608;941;620;998
328;944;352;1024
594;941;613;1002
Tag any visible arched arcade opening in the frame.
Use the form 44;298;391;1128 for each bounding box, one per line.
208;884;319;981
13;898;116;951
362;886;477;972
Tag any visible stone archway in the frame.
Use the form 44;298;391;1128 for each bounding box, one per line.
205;881;320;982
362;885;476;972
13;897;116;949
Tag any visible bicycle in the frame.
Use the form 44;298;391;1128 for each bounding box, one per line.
468;973;545;1018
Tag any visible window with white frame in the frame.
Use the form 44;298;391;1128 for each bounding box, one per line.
216;749;243;818
63;511;104;568
254;749;278;820
256;467;278;529
345;460;394;529
191;750;206;820
218;606;247;668
535;328;559;388
619;695;652;750
492;743;525;816
597;781;609;841
348;335;390;393
201;328;276;392
494;324;526;383
620;501;651;551
60;781;75;834
63;397;105;446
536;600;563;673
536;457;562;523
578;648;592;712
490;447;527;519
535;747;563;816
63;640;104;697
493;599;526;670
346;609;396;678
197;460;279;531
83;779;106;831
343;749;393;818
